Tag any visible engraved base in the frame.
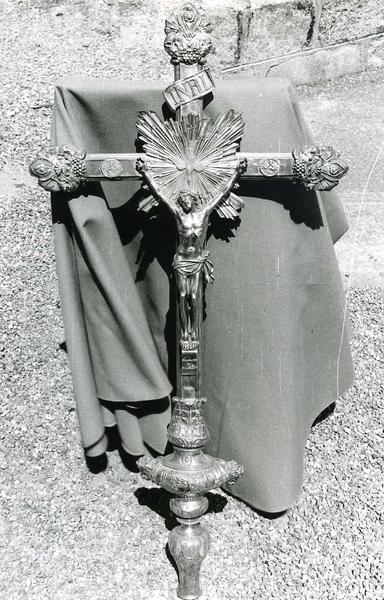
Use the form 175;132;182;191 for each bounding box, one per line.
168;523;210;600
138;451;243;497
138;450;243;599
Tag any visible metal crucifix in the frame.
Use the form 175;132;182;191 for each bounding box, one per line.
29;4;348;599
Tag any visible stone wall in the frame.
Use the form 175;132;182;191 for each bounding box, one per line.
319;0;384;45
116;0;384;84
33;0;384;84
220;0;384;84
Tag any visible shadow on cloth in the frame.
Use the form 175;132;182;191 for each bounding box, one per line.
109;190;176;282
237;179;324;231
109;189;178;387
85;398;170;474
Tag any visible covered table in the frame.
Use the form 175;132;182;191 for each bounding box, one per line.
51;76;354;513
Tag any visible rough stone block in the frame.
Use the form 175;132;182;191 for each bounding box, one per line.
367;35;384;69
207;0;311;71
235;1;311;64
319;0;384;45
258;44;365;85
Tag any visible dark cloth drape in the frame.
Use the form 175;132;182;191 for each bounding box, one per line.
51;77;354;512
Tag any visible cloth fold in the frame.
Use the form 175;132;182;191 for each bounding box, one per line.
51;77;354;511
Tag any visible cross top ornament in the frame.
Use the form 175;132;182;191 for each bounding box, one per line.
29;4;348;599
164;2;213;65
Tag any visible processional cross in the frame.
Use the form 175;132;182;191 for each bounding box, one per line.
30;4;348;599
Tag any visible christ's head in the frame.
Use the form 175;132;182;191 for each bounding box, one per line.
177;191;197;214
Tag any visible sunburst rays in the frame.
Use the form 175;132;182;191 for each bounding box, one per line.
136;110;244;213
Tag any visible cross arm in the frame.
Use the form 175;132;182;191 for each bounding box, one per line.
29;143;348;194
239;144;348;191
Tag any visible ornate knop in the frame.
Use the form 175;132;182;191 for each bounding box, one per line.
292;145;348;191
138;455;243;497
164;3;213;65
168;398;210;449
29;145;86;193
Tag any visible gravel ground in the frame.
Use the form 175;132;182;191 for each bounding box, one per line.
1;2;383;599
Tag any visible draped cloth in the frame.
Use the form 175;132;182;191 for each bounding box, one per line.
51;77;354;513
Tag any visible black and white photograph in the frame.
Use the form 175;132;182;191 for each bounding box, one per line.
1;0;383;598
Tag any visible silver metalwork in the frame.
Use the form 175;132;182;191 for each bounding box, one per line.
163;68;215;111
164;3;213;65
259;157;281;177
136;13;245;592
29;148;349;193
292;144;348;191
140;454;243;496
168;512;210;600
29;144;86;193
100;158;123;178
135;110;245;218
29;3;349;599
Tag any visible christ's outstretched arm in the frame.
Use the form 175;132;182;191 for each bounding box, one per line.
136;158;178;215
202;163;242;215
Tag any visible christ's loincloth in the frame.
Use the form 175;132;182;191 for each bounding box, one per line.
173;250;214;283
